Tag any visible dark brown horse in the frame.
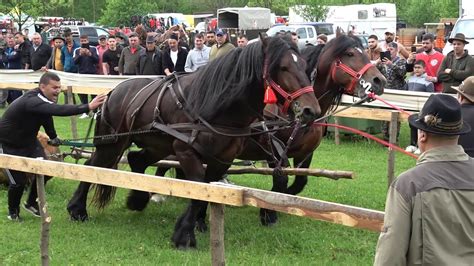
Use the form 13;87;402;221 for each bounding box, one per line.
66;35;321;249
237;33;386;225
154;33;387;228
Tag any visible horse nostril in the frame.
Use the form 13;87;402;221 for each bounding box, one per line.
372;77;381;86
302;106;317;120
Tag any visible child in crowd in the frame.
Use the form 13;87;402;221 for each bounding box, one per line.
405;60;435;154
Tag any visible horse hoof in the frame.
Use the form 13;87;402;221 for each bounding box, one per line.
69;210;89;222
260;209;278;226
172;230;197;249
196;220;208;233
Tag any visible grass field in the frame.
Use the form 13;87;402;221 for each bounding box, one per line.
0;105;417;265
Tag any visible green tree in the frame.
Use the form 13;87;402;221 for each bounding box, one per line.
0;0;45;30
99;0;155;27
292;3;330;22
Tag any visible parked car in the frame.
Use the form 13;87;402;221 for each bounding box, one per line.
250;22;334;50
355;34;369;49
47;25;110;46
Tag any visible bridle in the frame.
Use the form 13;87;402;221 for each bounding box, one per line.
263;54;314;114
330;58;374;95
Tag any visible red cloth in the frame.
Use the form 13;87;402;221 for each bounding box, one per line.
416;51;445;92
130;47;137;54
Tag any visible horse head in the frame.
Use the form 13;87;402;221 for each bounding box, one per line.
260;34;321;124
308;33;386;102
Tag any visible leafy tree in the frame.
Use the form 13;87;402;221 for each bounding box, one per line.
99;0;155;27
0;0;45;30
292;3;330;22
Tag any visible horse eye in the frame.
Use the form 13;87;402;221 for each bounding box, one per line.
281;66;289;71
346;52;354;57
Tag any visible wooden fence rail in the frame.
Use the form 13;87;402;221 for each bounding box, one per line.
0;154;384;265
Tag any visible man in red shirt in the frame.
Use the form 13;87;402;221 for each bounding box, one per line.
406;33;444;92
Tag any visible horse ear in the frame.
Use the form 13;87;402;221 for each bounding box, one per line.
259;32;269;47
336;27;342;38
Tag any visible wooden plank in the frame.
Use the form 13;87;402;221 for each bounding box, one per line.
334;107;409;122
66;86;78;139
0;154;244;206
71;86;113;95
36;174;51;266
243;188;384;232
334;117;340;145
210;203;226;266
0;83;37;90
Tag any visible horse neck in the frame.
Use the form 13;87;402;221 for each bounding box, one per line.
313;72;339;115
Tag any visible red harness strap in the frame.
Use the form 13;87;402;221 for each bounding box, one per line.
331;59;374;95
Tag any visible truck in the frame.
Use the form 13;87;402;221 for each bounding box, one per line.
290;3;396;40
442;0;474;55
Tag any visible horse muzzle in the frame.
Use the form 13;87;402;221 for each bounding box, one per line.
292;101;320;124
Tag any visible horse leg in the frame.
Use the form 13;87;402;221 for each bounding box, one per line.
171;141;207;249
126;149;165;211
259;159;289;226
67;142;128;221
287;153;312;195
195;203;208;233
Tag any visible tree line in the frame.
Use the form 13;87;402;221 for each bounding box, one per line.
0;0;459;28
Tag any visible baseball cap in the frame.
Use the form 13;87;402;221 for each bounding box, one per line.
98;35;107;40
1;29;7;33
215;29;226;36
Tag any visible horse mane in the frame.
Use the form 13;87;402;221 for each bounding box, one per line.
185;36;295;120
301;44;325;79
322;34;364;59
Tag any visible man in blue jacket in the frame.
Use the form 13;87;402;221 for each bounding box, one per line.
60;29;79;73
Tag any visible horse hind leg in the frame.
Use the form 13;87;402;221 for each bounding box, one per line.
126;149;165;211
287;153;312;195
67;141;129;221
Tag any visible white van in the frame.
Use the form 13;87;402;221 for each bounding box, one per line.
443;16;474;55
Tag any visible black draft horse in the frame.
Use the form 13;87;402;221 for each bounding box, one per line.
66;36;321;249
237;33;387;225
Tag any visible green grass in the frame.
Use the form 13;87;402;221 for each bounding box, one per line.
0;104;417;265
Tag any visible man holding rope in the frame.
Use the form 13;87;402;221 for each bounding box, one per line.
0;72;106;221
374;94;474;265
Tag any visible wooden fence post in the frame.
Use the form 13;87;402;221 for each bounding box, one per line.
36;171;51;266
334;117;340;145
67;86;78;139
387;111;399;187
210;203;225;266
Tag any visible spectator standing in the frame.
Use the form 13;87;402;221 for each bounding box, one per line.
162;33;188;75
96;35;108;75
45;35;65;71
102;36;122;75
453;76;474;157
137;35;163;75
27;33;52;71
378;42;407;141
317;34;327;45
61;30;79;73
406;33;444;92
118;33;143;75
0;72;106;221
237;35;248;48
205;31;216;47
374;94;474;266
14;32;31;69
2;33;23;104
405;60;434;154
74;35;98;118
290;32;299;47
0;29;6;50
366;34;382;63
437;33;474;93
184;33;210;72
380;31;409;59
209;29;235;61
40;25;50;45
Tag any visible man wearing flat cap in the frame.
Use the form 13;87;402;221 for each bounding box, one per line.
209;29;235;61
44;35;65;71
374;94;474;265
437;33;474;93
453;76;474;157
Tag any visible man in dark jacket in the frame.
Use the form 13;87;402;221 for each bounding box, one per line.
27;33;52;70
453;76;474;157
74;35;99;113
14;32;31;69
162;33;188;75
137;35;163;75
0;72;106;221
2;33;23;103
437;33;474;93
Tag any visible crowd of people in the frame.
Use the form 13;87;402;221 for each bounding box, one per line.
0;25;248;117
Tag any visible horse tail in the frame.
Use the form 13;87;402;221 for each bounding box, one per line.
91;184;117;210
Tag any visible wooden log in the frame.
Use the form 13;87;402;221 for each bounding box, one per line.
210;203;225;266
387;112;399;187
0;83;37;90
334;117;340;145
0;154;244;206
71;152;354;180
335;107;408;122
36;173;51;266
243;187;384;232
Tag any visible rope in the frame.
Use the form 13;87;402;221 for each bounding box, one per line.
368;93;413;116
